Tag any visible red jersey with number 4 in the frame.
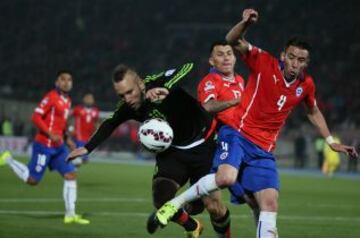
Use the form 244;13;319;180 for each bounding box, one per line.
232;45;317;152
72;105;99;142
198;70;245;126
32;89;71;147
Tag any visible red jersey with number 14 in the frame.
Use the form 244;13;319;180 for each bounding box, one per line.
32;89;71;147
198;70;244;126
72;105;99;142
232;45;317;152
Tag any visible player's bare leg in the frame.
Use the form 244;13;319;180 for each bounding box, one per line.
148;177;200;234
202;191;231;238
156;164;238;226
243;194;260;225
254;188;279;238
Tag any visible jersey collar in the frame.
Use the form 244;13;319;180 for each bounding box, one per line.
278;60;304;88
55;87;69;101
209;67;235;83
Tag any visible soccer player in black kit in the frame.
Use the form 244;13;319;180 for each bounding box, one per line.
67;63;232;238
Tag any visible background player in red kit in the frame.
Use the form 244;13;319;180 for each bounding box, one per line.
71;93;99;165
155;8;358;238
0;71;89;225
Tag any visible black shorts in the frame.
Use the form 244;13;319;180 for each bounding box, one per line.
154;138;216;187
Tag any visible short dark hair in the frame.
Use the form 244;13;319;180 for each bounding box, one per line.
285;36;312;53
209;40;233;54
112;64;135;83
56;70;72;78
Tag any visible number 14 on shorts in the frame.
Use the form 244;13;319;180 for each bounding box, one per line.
221;141;228;151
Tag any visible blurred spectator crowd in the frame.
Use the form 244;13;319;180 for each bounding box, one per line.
0;0;359;131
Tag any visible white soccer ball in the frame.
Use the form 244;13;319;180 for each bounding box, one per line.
138;118;174;153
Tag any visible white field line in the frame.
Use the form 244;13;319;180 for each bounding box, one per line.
0;197;358;209
0;197;147;203
0;210;359;223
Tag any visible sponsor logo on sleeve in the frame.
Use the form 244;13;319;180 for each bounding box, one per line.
204;81;215;91
165;69;176;77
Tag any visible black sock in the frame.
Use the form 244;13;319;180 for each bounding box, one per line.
211;208;231;235
171;209;198;231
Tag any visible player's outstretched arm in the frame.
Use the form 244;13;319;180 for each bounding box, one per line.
76;105;129;156
225;8;258;55
307;105;358;158
202;98;240;114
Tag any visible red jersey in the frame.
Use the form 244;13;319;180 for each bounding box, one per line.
72;105;99;142
232;45;316;152
198;70;245;126
32;89;72;147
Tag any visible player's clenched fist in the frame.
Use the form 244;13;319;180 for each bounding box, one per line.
146;87;169;102
242;8;258;24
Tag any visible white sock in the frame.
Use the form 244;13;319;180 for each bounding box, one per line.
63;180;77;217
257;211;278;238
5;157;29;182
170;174;219;209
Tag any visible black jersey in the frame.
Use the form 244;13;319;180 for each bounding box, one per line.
85;63;215;153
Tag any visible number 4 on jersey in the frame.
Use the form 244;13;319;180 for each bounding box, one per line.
277;95;287;111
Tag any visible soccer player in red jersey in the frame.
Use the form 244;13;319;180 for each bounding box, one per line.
198;40;244;127
198;40;260;236
0;71;89;224
155;8;358;238
71;93;99;164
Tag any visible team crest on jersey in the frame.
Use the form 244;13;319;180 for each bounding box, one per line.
220;152;228;160
296;87;303;97
165;69;176;77
204;81;215;91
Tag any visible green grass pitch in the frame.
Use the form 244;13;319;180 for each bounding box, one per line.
1;158;359;238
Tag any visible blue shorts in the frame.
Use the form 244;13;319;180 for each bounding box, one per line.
28;141;76;182
74;139;89;161
211;126;280;204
